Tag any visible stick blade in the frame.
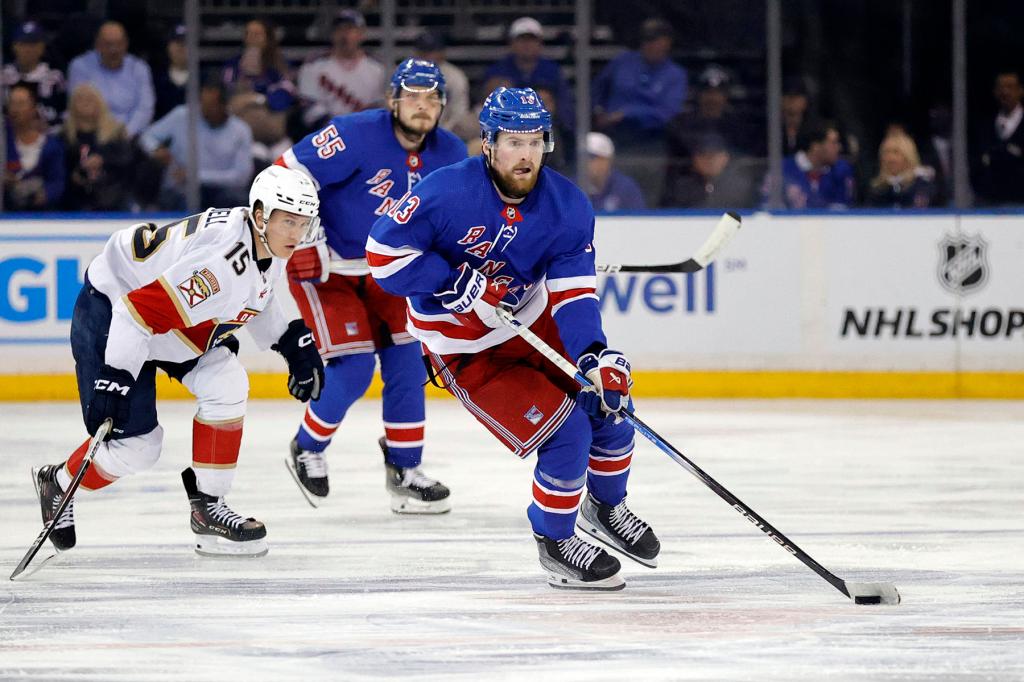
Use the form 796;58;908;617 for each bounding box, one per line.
846;581;901;605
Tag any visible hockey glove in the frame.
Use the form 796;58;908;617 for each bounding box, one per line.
436;263;509;330
286;230;330;283
272;320;325;402
577;349;632;421
85;364;136;439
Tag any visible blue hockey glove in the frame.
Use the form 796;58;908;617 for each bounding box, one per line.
436;263;509;329
576;349;632;420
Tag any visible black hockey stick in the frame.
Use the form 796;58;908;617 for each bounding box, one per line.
495;309;900;605
10;419;112;581
595;212;742;274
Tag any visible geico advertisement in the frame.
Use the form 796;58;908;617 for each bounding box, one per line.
823;215;1024;371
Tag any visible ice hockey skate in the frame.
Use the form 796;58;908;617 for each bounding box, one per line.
380;437;451;514
534;533;625;591
181;468;268;557
576;493;660;568
33;464;76;551
285;438;329;508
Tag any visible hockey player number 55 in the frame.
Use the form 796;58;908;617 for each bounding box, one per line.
312;124;346;160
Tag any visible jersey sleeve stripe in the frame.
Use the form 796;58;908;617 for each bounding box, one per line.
547;275;597;292
366;237;424;279
277;148;320;190
123;277;192;334
550;292;599;316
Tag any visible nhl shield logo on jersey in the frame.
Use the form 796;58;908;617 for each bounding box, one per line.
937;234;989;295
177;268;221;308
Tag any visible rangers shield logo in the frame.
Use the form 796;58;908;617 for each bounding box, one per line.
937;234;988;295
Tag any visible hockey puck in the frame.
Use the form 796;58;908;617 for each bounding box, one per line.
854;595;882;605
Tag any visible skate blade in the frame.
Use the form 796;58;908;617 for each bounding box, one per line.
388;492;452;515
193;534;268;558
284;457;324;509
577;521;658;569
546;571;626;591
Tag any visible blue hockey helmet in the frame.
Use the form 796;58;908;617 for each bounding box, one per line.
389;58;447;103
479;86;554;152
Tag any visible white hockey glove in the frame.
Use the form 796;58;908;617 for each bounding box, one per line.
286;223;330;283
576;349;632;421
436;263;509;330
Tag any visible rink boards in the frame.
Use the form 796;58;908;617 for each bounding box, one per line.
1;212;1022;399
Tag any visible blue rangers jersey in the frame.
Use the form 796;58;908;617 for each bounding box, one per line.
367;155;606;359
277;108;467;273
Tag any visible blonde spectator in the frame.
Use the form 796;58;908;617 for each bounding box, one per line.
63;84;137;210
866;133;938;208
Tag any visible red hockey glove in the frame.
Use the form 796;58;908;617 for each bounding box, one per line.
576;349;632;421
436;263;509;329
287;240;330;283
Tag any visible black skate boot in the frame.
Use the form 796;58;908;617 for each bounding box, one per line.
181;468;267;557
534;533;625;591
33;465;76;551
576;493;660;567
285;438;329;507
380;437;451;514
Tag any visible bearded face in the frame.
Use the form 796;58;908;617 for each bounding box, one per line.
391;88;444;139
485;132;546;199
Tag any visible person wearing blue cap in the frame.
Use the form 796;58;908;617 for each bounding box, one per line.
277;59;466;513
367;87;660;590
2;20;66;131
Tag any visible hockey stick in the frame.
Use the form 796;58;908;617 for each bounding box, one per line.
9;419;112;581
595;211;741;274
494;308;900;606
329;212;742;277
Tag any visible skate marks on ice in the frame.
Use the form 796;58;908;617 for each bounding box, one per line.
1;399;1023;680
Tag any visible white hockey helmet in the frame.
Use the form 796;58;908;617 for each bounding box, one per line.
248;165;321;243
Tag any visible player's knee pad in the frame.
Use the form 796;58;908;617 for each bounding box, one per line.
94;425;165;478
184;346;249;422
379;342;426;390
536;406;592;484
591;412;635;453
323;352;376;397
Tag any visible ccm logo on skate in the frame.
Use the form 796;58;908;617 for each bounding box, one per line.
94;380;131;395
599;266;717;315
732;504;797;555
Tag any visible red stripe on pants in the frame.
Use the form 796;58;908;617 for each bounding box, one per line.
589;453;632;474
532;482;582;511
384;426;424;442
192;418;243;468
64;438;116;491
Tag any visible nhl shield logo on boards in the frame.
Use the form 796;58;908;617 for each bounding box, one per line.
937;234;989;295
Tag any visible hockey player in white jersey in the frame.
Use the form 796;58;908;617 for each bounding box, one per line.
32;166;325;558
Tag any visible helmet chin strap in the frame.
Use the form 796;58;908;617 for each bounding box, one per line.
250;209;285;259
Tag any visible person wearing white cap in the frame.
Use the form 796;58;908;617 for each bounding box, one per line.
482;16;574;144
584;132;646;211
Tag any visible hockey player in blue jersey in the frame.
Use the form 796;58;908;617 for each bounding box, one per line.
277;58;467;511
367;87;660;590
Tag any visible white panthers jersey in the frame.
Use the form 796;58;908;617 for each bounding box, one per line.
87;207;290;376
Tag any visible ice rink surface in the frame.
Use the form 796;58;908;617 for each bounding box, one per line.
1;398;1022;681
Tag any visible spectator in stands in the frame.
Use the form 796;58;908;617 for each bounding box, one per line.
222;18;293;102
297;9;386;130
662;133;755;209
774;120;855;209
972;71;1024;206
231;91;292;177
68;21;155;137
483;17;574;138
62;83;137;211
782;78;810;156
591;18;686;150
2;20;66;131
414;30;474;140
919;104;952;205
153;24;189;120
140;80;253;210
583;132;645;211
665;64;757;168
865;132;939;209
3;82;65;210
